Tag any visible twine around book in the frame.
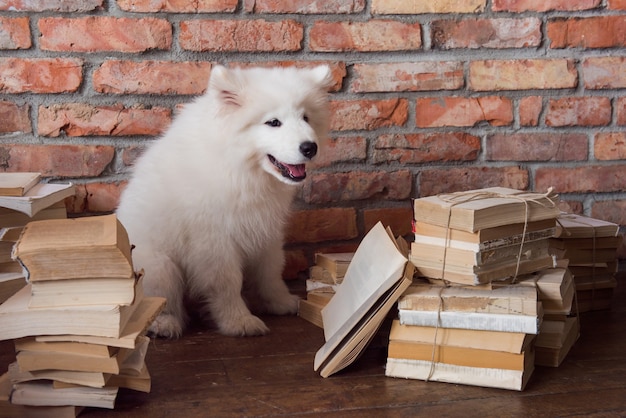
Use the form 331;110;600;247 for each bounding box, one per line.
435;187;558;285
423;188;558;382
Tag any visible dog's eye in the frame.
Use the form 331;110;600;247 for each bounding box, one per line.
265;118;282;128
303;115;309;123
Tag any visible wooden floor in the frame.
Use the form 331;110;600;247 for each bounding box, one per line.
2;273;626;418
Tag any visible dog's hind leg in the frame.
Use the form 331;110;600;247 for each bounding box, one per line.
134;247;188;339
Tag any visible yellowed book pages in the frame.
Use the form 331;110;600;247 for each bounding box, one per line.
556;213;619;238
12;214;133;282
14;337;117;357
0;200;67;228
412;187;560;233
0;279;145;340
389;320;531;354
8;361;110;389
385;356;534;391
0;182;74;217
314;252;353;279
387;340;529;371
298;299;325;328
10;380;118;409
35;296;165;349
0;172;40;197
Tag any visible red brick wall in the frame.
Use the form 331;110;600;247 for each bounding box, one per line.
1;0;625;275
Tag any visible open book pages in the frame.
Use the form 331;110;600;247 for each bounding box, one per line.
314;222;414;378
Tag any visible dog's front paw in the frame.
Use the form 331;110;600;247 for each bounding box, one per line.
147;313;184;339
264;293;300;315
219;314;270;337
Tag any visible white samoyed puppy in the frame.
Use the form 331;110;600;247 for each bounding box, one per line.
116;65;332;338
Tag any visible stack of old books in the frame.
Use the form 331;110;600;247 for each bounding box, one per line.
385;187;562;390
0;172;75;304
0;214;165;416
298;252;353;328
550;213;623;312
408;187;561;285
496;265;578;367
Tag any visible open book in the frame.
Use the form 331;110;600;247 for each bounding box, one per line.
313;222;414;378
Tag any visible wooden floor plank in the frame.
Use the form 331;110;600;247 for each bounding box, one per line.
1;273;625;417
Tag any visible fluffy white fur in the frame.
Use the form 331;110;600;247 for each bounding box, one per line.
116;65;332;338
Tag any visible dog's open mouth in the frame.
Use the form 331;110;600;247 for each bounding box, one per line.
268;155;306;182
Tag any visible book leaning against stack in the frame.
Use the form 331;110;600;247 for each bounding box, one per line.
0;173;75;304
550;213;623;312
385;187;562;391
0;214;165;416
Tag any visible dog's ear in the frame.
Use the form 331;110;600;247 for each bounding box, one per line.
209;65;243;108
309;65;334;91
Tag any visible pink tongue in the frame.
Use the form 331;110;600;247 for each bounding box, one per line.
286;163;306;178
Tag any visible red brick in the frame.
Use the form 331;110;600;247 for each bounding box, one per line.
546;97;611;127
0;0;103;11
469;59;577;91
431;18;540;49
535;166;626;193
0;17;30;49
0;58;82;93
282;249;308;280
416;96;513;128
373;133;481;163
244;0;365;13
39;17;172;52
519;96;542;126
286;208;358;243
229;60;346;92
609;0;626;10
94;60;212;95
595;132;626;160
419;166;529;196
583;57;626;89
558;200;583;215
0;101;31;133
372;0;485;14
617;97;626;125
350;61;463;93
180;19;302;52
118;0;237;12
0;144;114;177
303;170;412;204
121;145;148;167
309;20;421;52
548;16;626;49
591;200;626;226
38;103;172;137
493;0;601;12
330;99;408;131
363;206;413;237
310;136;367;168
487;133;588;161
84;182;124;213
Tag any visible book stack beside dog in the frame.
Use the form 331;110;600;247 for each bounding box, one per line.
550;213;623;312
298;252;353;328
385;187;563;390
0;173;75;304
0;214;165;417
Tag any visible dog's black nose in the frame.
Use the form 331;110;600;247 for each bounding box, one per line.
299;141;317;159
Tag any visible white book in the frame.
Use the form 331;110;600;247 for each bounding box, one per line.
398;308;542;334
385;358;533;391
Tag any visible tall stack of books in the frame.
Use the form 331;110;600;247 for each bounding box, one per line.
409;187;561;285
550;213;623;312
385;187;562;390
298;252;353;328
0;214;165;416
0;172;75;303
